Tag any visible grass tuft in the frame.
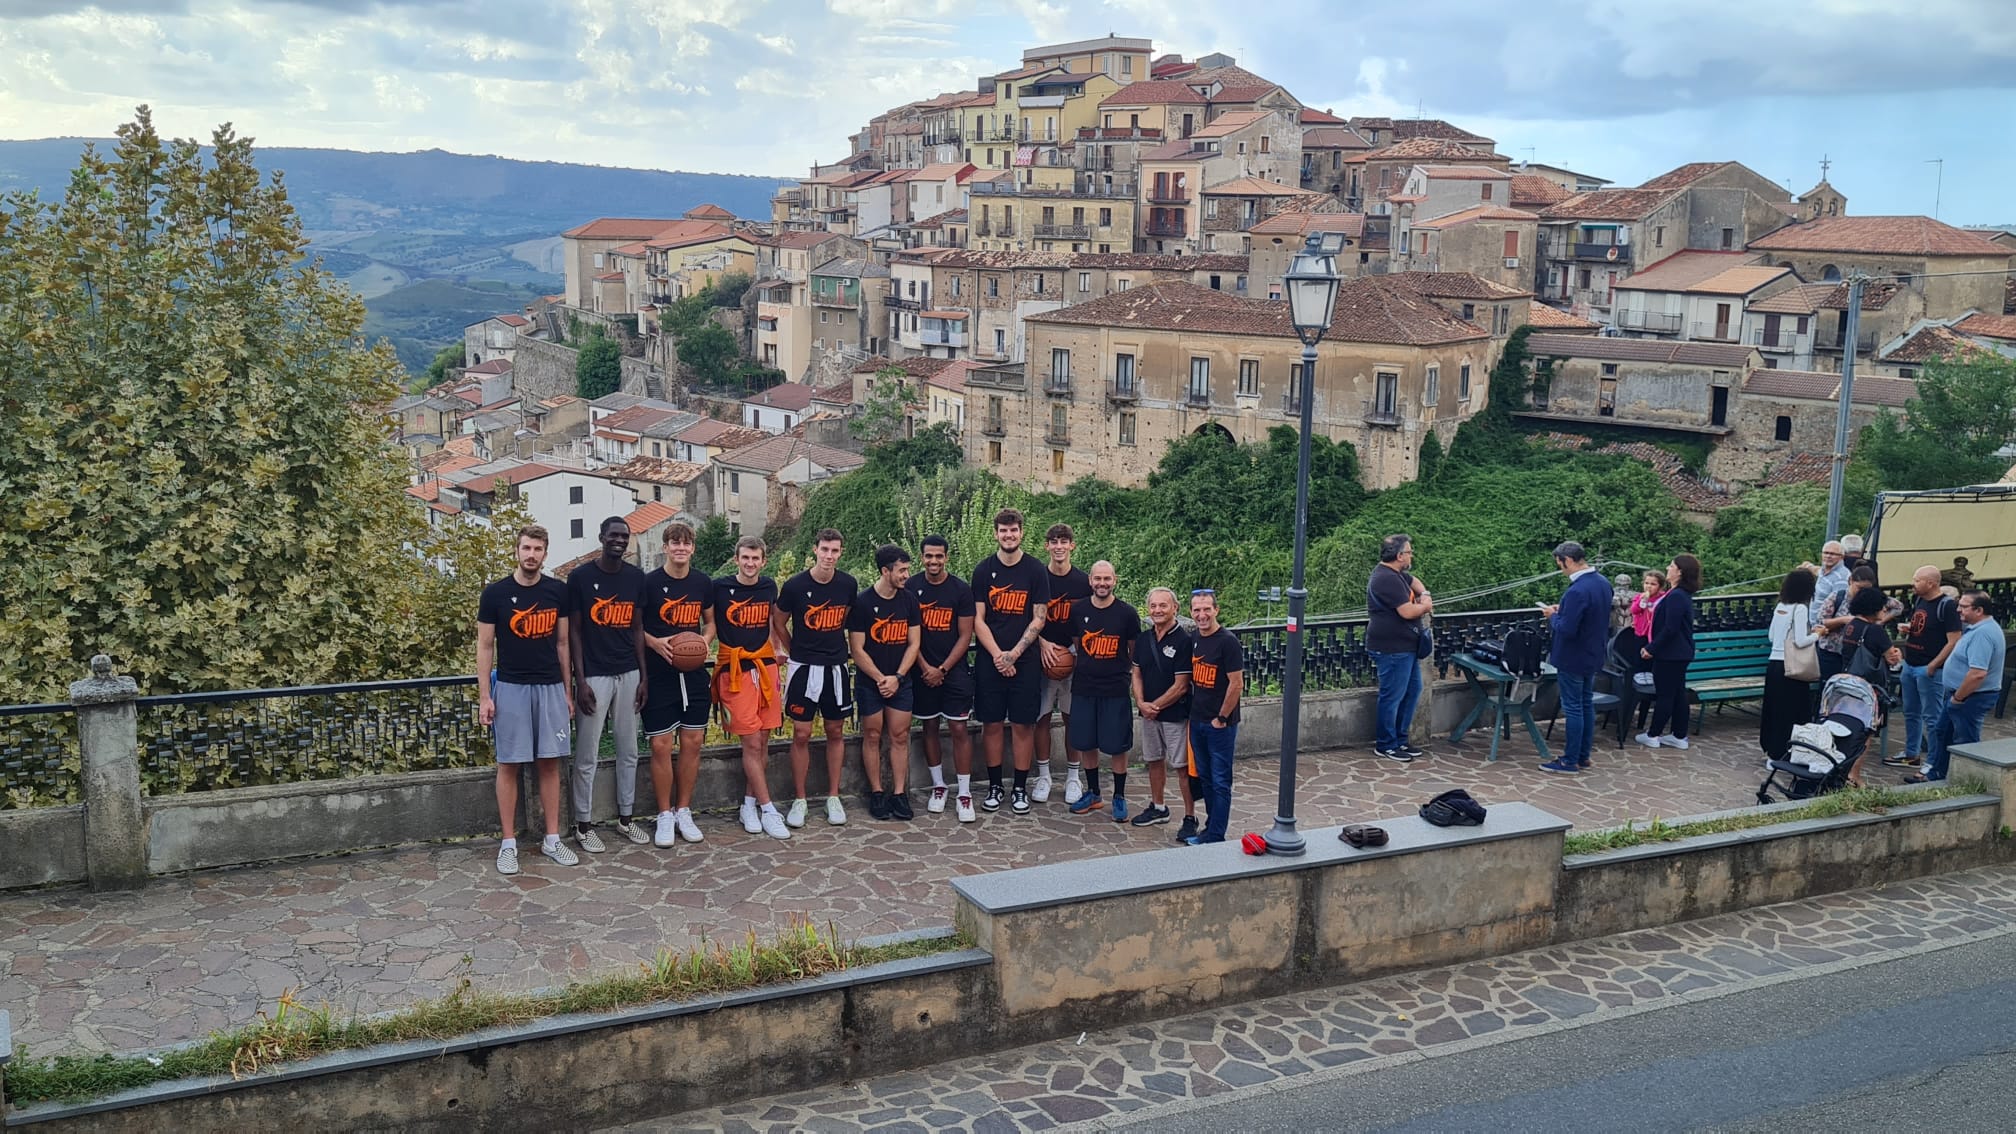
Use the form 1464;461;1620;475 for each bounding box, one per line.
1562;780;1989;856
4;919;971;1108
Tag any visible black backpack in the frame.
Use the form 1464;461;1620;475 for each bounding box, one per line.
1501;625;1544;676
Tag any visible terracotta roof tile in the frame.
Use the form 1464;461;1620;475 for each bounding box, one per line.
1099;79;1208;107
1747;282;1838;315
675;419;769;450
1508;174;1572;209
1523;304;1601;332
1538;189;1677;222
1027;276;1495;346
597;405;684;433
1413;165;1510;181
1761;451;1834;488
562;217;682;240
853;355;956;378
1381;272;1528;300
1353;137;1509;164
1201;176;1320;197
622;502;680;532
715;435;866;475
1636;162;1730;191
742;383;818;411
1881;325;1991;365
1524;334;1754;367
462;358;514;375
1744;368;1915;407
1408;204;1538;230
1247;211;1365;238
1956;313;2016;342
605;456;710;485
1300;108;1347;125
1746;215;2010;257
1610;251;1767;292
1300;126;1374;150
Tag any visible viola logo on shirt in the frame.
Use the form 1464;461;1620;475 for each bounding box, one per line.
800;602;848;632
1047;594;1074;624
987;584;1031;615
1080;629;1122;659
724;598;771;629
658;596;703;629
919;601;956;632
508;605;559;640
869;616;911;646
1192;659;1220;689
590;595;636;628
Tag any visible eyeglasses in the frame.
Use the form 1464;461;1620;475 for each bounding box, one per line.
1191;588;1215;597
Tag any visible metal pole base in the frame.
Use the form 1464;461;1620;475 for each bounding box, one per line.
1263;815;1306;856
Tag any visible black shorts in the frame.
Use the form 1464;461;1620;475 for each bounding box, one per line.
912;660;975;721
856;672;915;716
785;660;853;722
1067;692;1134;755
642;659;710;736
974;659;1042;725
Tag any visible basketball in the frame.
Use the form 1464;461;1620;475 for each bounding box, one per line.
668;632;710;671
1043;649;1075;681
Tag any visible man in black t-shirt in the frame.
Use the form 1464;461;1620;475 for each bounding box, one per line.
1036;523;1093;806
1885;564;1964;769
477;525;579;875
910;534;976;820
972;508;1051;815
1366;534;1432;764
639;522;714;848
849;544;922;821
565;516;650;853
1132;587;1191;834
1185;590;1244;846
774;528;860;828
1065;561;1139;822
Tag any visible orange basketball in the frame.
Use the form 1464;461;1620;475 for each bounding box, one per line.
668;632;710;671
1043;650;1075;681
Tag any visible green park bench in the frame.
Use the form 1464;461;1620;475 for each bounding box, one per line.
1686;628;1772;733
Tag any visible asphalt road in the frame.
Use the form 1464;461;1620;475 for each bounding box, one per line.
1126;931;2016;1134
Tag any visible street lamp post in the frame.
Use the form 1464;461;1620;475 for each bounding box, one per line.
1266;231;1346;858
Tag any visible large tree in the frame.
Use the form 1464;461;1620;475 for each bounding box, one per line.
576;330;622;399
0;109;510;699
1854;351;2016;491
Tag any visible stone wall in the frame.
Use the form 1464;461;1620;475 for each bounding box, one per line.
510;336;582;403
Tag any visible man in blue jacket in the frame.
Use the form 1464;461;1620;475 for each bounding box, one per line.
1538;541;1613;774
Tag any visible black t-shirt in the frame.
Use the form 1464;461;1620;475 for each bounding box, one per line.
479;574;569;685
777;570;859;664
713;574;778;654
1843;619;1894;671
642;568;713;639
1042;566;1092;647
1900;595;1960;666
566;561;647;676
909;572;973;667
973;552;1051;649
1366;565;1421;654
1135;622;1193;722
1190;627;1245;724
848;585;921;679
1070;598;1139;697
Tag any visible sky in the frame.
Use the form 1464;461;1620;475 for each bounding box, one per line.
2;0;2014;224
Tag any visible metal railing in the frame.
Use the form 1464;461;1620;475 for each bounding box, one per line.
1035;223;1092;239
1145;220;1188;237
1044;426;1070;446
1752;328;1802;349
0;701;78;809
1106;377;1139;402
1615;310;1682;334
1043;374;1073;396
1147;190;1192;205
981;418;1006;436
1573;242;1630;263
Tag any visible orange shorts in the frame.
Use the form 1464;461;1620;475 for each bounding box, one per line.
715;660;781;735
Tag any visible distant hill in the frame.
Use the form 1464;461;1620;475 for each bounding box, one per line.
0;139;787;373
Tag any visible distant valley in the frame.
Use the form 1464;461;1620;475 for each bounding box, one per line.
0;140;786;373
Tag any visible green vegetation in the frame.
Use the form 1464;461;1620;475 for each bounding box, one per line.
1562;781;1988;856
694;514;736;575
2;921;970;1107
677;321;740;386
1853;352;2016;491
850;367;924;444
363;277;547;374
0;110;515;703
576;330;623;399
419;341;465;388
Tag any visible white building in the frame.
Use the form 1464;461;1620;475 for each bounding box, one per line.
516;469;641;565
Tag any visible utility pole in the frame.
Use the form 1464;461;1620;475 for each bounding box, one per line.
1926;158;1944;220
1826;275;1865;539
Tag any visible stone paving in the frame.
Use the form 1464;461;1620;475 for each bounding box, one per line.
2;706;2008;1060
630;862;2016;1133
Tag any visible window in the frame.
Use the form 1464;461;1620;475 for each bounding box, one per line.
1480;183;1493;201
1051;347;1071;383
819;311;828;323
1720;227;1735;250
1796;315;1809;334
1459;363;1472;400
1050;402;1068;436
568;485;584;505
1237;358;1259;396
987;276;1000;297
951;276;962;297
571;518;584;540
729;471;741;493
651;442;662;457
1205;198;1219;218
1495;306;1510;335
653;486;662;501
1099;208;1112;227
1261;135;1272;153
1119;412;1136;445
994;328;1006;355
1601;362;1618;376
1654;226;1665;249
1237;141;1247;155
1114;353;1136;392
1900;367;1917;380
1424;365;1440;406
1503;230;1519;259
1461;302;1476;320
1774;415;1793;442
1579;268;1592;289
908;279;918;297
1115;278;1130;291
1032;274;1045;294
1052;450;1065;473
988;441;1003;463
1078;271;1091;292
1764;358;1778;369
1188;357;1210;402
1286;362;1304;410
1374;372;1398;417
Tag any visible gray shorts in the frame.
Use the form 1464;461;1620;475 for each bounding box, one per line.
493;680;571;763
1140;717;1187;764
1040;674;1073;717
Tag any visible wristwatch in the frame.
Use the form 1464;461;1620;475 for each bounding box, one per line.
1212;715;1227;726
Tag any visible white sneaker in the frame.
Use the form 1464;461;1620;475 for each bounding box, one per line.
495;845;519;875
1660;735;1690;750
928;786;949;813
541;838;580;867
1033;771;1054;803
826;796;847;825
1634;733;1663;749
761;809;791;840
956;794;977;822
1062;774;1083;805
654;811;678;848
786;798;809;829
739;800;762;834
675;808;704;843
575;827;607;853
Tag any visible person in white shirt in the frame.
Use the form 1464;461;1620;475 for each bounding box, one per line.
1761;568;1821;759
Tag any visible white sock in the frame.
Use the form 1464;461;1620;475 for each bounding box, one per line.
761;802;779;816
743;795;757;809
542;834;560;851
929;765;947;788
1065;763;1081;780
957;774;971;796
500;837;517;851
674;807;690;820
658;809;675;821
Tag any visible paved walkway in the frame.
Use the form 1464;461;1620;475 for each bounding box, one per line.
630;863;2016;1132
3;707;2008;1059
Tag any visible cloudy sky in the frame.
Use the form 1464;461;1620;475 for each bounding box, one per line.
2;0;2013;223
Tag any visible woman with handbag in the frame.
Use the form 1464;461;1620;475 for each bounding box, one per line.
1762;568;1821;759
1837;585;1903;786
1637;555;1699;749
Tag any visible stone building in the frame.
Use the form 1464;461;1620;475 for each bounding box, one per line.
1197;177;1329;255
808;257;891;358
1391;205;1538;292
1341;137;1510;213
711;435;866;537
1136;107;1304;254
1607;252;1795;341
1519;334;1757;434
1719;367;1914;484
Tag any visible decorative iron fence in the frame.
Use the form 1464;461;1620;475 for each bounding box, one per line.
0;702;79;809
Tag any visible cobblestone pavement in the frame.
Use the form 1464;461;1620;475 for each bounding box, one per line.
628;862;2016;1133
2;707;2008;1059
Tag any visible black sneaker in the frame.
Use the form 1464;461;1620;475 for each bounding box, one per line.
1010;788;1031;815
982;784;1005;812
867;790;891;820
1375;746;1414;763
889;791;914;821
1175;815;1199;843
1131;803;1172;827
1400;743;1427;759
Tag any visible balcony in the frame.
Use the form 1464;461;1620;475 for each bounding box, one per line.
1147;188;1192;205
982;418;1006;436
1752;327;1803;350
967;366;1026;391
1614;309;1682;334
1044;425;1070;446
1144;219;1188;238
995;222;1016;237
1572;242;1631;264
1043;374;1073;397
1363;406;1402;427
920;329;969;348
1281;391;1304;415
812;292;857;309
1034;223;1092;239
1818;329;1878;354
1184;388;1211;408
1106;377;1139;403
885;295;922;312
1077;126;1165;141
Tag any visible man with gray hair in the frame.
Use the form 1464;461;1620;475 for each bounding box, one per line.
1366;534;1431;762
1803;540;1849;631
1538;541;1613;774
1131;586;1191;833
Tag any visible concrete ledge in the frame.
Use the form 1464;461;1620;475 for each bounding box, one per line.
0;806;86;890
1952;738;2016;831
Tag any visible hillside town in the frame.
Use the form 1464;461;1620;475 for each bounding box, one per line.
390;34;2016;567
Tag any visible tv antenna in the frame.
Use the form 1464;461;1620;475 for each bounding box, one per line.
1925;158;1943;219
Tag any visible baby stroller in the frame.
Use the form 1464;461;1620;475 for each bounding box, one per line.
1756;674;1881;803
